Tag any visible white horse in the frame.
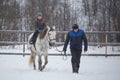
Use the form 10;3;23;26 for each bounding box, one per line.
28;26;56;71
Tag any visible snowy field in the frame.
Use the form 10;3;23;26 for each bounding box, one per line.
0;55;120;80
0;45;120;80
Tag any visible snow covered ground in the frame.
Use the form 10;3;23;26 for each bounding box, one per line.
0;55;120;80
0;45;120;80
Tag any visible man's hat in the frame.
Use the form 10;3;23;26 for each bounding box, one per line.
72;24;78;29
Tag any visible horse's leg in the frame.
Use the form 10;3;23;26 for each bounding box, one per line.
33;56;36;70
42;55;48;70
32;51;36;70
38;55;42;71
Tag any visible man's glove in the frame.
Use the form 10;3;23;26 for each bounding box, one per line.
63;49;66;55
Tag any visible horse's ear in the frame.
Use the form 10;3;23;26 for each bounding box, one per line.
50;25;56;31
52;25;56;30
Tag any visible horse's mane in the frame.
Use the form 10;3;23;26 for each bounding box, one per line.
39;26;48;39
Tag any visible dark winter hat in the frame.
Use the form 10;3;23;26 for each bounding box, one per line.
72;24;79;29
37;12;42;17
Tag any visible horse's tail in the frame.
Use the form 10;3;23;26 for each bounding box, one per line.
29;50;36;66
29;54;33;65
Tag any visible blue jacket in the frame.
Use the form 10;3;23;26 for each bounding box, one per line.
63;29;88;51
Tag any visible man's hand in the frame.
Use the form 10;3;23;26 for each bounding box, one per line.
63;49;66;55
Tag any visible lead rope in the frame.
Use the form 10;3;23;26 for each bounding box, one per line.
54;44;67;61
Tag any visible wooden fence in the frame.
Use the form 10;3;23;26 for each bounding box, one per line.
0;30;120;56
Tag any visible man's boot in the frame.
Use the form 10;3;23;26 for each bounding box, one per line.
74;64;79;73
72;63;76;73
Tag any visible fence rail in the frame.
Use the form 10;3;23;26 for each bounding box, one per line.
0;41;120;46
0;30;120;34
0;30;120;46
0;52;120;57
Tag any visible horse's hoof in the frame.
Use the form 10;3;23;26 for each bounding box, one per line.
40;69;43;71
33;67;36;70
39;68;43;71
38;68;43;71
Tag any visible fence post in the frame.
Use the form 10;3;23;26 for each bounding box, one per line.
23;32;25;57
105;32;108;57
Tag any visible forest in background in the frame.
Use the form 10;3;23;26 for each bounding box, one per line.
0;0;120;43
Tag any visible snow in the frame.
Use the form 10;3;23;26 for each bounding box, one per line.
0;45;120;80
0;55;120;80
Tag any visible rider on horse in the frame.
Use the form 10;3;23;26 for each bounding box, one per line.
29;12;47;45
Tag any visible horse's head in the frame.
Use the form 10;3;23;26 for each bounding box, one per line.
48;26;56;46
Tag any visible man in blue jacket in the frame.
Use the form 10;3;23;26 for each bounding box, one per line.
63;24;88;73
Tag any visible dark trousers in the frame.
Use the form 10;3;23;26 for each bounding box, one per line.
70;49;82;73
71;49;82;65
32;30;39;44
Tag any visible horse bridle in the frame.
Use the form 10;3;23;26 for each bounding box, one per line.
48;32;56;46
